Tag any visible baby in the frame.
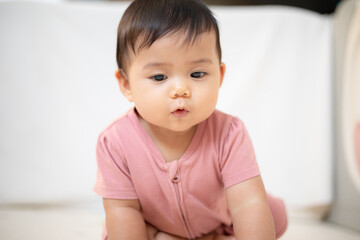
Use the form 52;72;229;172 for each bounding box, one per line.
94;0;288;239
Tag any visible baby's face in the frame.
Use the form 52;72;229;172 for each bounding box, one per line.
121;30;225;133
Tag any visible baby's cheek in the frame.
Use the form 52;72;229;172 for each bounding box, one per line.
203;88;219;107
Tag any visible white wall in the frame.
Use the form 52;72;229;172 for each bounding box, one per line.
0;1;333;208
216;6;333;207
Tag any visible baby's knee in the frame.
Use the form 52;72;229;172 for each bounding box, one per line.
267;194;288;238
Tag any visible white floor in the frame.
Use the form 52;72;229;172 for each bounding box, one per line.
0;202;359;240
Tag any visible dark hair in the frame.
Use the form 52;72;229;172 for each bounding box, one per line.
116;0;222;71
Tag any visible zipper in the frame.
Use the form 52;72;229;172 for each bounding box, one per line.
173;178;193;239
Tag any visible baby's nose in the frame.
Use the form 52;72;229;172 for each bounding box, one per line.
170;87;191;98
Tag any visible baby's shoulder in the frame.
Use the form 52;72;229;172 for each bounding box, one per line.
205;110;248;145
208;109;244;131
99;110;134;142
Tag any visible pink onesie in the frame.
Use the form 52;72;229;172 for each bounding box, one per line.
94;108;287;239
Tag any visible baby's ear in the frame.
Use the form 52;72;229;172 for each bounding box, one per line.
115;69;134;102
219;62;226;87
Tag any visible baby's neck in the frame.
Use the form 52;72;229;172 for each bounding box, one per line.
139;118;197;162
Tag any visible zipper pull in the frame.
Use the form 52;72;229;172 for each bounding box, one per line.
167;160;180;182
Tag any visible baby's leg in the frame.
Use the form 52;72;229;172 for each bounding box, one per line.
213;235;235;240
146;223;159;240
154;232;234;240
146;224;234;240
145;196;287;240
267;194;288;238
146;223;188;240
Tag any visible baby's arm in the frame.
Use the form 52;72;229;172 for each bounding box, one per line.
103;198;148;240
226;176;275;240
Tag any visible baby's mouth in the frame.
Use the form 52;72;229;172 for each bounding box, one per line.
171;108;189;118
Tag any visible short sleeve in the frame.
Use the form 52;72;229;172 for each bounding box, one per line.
220;117;260;189
93;133;138;199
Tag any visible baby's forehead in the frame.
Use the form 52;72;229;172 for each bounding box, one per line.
126;31;219;72
121;28;221;73
134;29;217;53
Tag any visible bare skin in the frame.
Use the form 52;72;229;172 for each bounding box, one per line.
146;224;235;240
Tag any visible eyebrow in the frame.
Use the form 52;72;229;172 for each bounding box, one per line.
142;62;171;70
142;58;213;70
189;58;213;65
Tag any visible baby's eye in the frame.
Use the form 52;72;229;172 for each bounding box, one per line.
190;72;206;79
151;74;168;81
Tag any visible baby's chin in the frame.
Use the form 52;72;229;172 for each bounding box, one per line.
139;107;216;133
144;120;195;133
167;113;214;132
162;115;210;133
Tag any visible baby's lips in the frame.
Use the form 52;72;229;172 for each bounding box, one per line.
171;109;189;118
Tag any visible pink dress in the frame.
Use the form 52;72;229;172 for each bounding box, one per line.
94;108;287;239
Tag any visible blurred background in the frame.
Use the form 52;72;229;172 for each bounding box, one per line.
0;0;359;239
